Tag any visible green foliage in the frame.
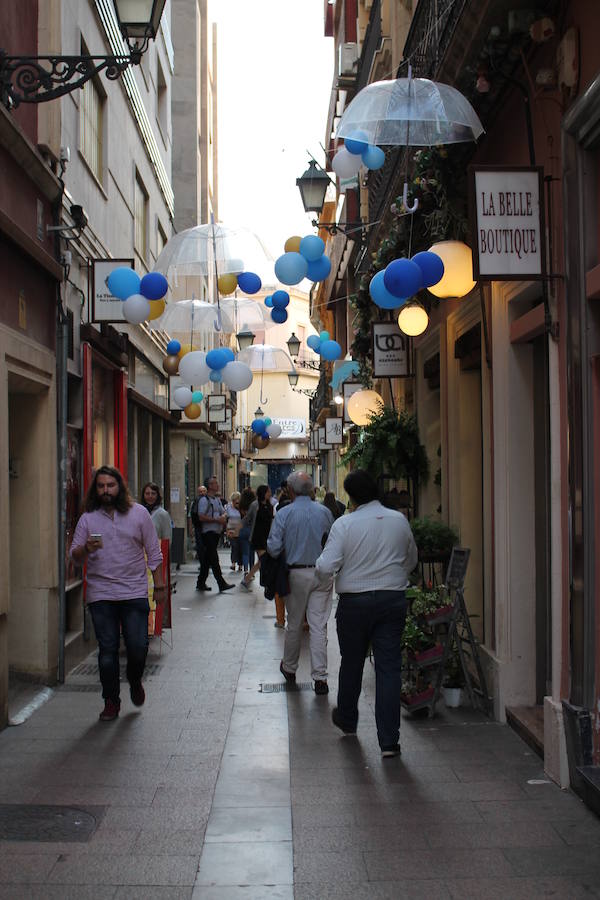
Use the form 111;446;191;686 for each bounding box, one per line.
410;516;459;557
339;407;429;483
401;615;432;653
408;585;448;616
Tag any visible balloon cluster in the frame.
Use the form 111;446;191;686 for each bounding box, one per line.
217;271;262;296
250;416;282;449
162;340;254;418
107;267;169;325
306;330;342;362
369;251;445;310
263;289;290;324
332;132;386;180
274;235;332;287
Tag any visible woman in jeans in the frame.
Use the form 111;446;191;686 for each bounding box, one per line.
241;485;273;590
225;491;243;571
237;487;256;576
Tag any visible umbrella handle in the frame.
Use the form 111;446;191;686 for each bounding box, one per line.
402;182;419;214
260;388;269;405
214;308;222;331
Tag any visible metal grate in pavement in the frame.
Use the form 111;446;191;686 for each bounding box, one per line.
0;804;104;842
71;663;162;677
262;615;277;619
57;684;100;692
260;682;313;693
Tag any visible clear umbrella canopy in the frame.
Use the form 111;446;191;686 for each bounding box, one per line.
237;343;295;372
336;77;484;146
219;297;275;333
150;298;236;337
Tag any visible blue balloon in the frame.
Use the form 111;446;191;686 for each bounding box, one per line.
369;270;403;309
383;258;423;299
274;252;308;285
192;390;203;402
251;418;266;434
306;334;321;351
306;255;332;282
209;369;222;382
166;339;181;355
320;339;342;361
206;348;228;370
107;267;140;300
299;235;325;262
411;251;445;288
140;271;168;300
319;331;330;342
237;271;262;294
344;130;369;155
361;145;385;170
221;347;235;363
271;290;290;309
271;307;288;324
264;295;274;308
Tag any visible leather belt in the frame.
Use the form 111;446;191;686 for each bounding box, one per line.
289;564;315;569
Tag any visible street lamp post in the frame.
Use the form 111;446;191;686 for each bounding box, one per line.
0;0;167;107
296;156;371;239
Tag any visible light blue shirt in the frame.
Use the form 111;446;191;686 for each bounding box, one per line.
267;496;334;566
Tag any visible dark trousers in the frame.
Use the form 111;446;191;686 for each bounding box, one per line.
194;526;205;564
89;598;150;703
336;590;408;750
198;531;226;588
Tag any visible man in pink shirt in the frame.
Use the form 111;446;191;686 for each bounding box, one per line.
71;466;164;721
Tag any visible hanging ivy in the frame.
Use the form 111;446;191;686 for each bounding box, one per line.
340;406;429;484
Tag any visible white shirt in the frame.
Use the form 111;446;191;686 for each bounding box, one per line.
315;500;418;593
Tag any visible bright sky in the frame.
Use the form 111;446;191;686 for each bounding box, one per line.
210;1;334;263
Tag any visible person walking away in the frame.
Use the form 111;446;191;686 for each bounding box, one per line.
190;484;208;569
195;477;234;593
322;491;344;521
315;468;418;757
225;491;243;571
267;471;334;694
70;466;165;721
241;485;273;590
238;488;256;576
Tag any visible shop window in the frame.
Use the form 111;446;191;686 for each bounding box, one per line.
454;324;481;372
92;363;115;469
133;354;168;409
79;40;105;184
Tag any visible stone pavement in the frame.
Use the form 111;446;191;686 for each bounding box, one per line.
1;554;600;899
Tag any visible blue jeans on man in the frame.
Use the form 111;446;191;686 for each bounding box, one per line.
335;590;408;750
89;597;150;703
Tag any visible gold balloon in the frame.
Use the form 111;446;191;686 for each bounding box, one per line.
147;299;165;320
284;235;302;253
177;342;197;359
162;354;180;375
217;273;238;295
252;434;270;450
184;402;202;419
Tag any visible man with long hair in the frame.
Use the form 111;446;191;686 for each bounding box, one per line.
71;466;164;721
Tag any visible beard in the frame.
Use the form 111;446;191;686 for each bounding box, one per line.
99;493;117;506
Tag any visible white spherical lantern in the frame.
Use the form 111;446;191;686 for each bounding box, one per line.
331;147;363;179
398;303;429;336
173;386;193;408
122;294;151;324
178;350;211;384
222;361;253;391
347;389;384;426
427;241;476;299
266;423;282;439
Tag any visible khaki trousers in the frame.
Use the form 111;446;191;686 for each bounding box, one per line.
282;568;333;681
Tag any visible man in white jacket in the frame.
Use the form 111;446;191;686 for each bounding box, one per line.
315;469;418;757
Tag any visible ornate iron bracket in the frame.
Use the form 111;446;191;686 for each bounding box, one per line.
0;47;146;108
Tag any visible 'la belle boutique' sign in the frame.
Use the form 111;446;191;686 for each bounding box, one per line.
469;166;545;280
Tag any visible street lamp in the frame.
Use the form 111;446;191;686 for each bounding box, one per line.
296;157;372;239
286;333;301;358
0;0;167;107
236;329;255;351
287;371;299;388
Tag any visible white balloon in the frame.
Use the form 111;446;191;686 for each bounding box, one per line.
178;350;211;384
225;258;244;275
331;147;363;179
122;294;150;324
173;386;193;408
222;361;253;391
266;423;282;438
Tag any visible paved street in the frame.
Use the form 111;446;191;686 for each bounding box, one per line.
1;557;600;899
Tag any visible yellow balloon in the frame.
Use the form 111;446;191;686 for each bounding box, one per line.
177;342;197;359
284;235;302;253
184;402;202;419
147;299;165;320
218;273;238;295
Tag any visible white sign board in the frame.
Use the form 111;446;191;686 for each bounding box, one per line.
90;259;133;322
372;323;409;378
325;417;343;445
230;438;241;456
471;167;544;279
272;417;307;441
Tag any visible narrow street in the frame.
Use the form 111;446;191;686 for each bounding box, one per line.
1;556;600;899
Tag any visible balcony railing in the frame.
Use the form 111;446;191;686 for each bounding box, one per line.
355;0;382;93
309;368;330;424
402;0;467;79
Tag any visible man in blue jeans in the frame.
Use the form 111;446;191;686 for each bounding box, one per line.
315;469;418;757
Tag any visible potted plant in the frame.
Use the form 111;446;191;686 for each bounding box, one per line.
340;407;429;486
400;679;435;707
401;615;443;665
442;649;465;708
410;516;459;563
408;585;454;623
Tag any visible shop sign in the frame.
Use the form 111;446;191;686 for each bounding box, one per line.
318;426;332;450
325;417;343;445
230;438;241;456
90;259;134;322
271;417;306;440
469;166;545;280
372;322;409;378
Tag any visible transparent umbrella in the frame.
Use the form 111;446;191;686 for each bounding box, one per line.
336;75;484;211
237;343;296;404
150;298;236;338
219;297;275;333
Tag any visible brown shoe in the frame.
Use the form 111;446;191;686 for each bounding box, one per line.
314;680;329;696
279;661;296;683
99;699;120;721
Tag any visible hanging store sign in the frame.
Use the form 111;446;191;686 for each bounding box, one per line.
372;322;410;378
90;259;134;322
272;418;306;440
325;417;343;445
469;166;545;280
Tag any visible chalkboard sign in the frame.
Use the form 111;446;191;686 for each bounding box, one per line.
445;547;470;589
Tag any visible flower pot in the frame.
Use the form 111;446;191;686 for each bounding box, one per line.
424;604;454;624
408;643;444;665
401;686;435;707
442;686;463;708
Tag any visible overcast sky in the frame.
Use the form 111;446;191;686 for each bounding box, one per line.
210;1;334;262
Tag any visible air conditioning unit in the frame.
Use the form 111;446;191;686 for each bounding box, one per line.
338;42;358;77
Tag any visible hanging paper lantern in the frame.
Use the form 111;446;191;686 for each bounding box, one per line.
284;235;302;253
237;271;262;294
122;294;151;324
217;273;238;295
411;251;445;288
361;145;385;170
147;299;165;320
222;361;253;390
274;252;308;285
107;266;140;300
173;386;193;408
271;290;290;309
347;389;384;426
184;402;202;420
206;348;229;370
166;339;181;356
383;259;423;299
192;390;204;403
140;271;168;300
299;235;325;262
344;130;369;155
398;303;429;336
178;350;210;383
331;147;363;179
162;354;179;375
320;339;342;361
271;308;288;324
426;241;476;298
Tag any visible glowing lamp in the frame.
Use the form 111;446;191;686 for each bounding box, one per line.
427;241;476;298
347;389;384;426
397;303;429;336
